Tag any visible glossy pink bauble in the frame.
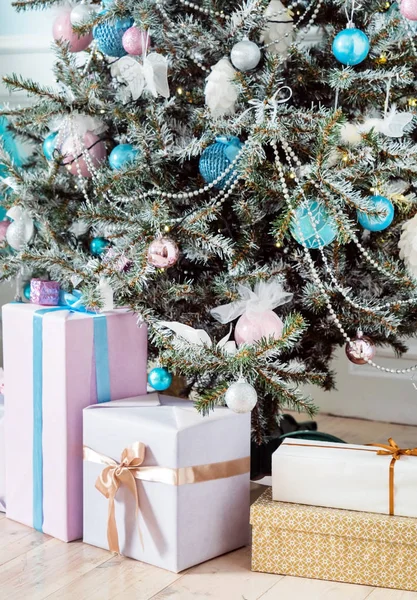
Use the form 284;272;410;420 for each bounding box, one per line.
147;237;179;268
345;334;376;365
0;221;10;242
122;27;151;55
61;131;106;178
400;0;417;20
53;11;93;52
235;310;284;346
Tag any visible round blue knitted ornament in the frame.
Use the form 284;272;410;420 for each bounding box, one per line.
93;13;134;58
199;136;243;190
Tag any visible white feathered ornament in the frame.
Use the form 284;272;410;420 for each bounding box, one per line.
205;58;238;118
358;106;414;138
111;54;170;101
260;0;294;59
157;321;237;355
398;214;417;280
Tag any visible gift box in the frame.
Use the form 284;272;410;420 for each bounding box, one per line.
0;394;4;513
251;488;417;591
2;302;147;541
272;438;417;518
83;395;251;572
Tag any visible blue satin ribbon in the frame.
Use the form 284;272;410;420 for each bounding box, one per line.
32;292;111;532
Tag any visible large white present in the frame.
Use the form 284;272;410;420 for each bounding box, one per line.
0;393;4;512
272;438;417;517
83;395;251;572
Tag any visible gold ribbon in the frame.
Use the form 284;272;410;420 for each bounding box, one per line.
369;438;417;516
84;445;250;554
285;438;417;516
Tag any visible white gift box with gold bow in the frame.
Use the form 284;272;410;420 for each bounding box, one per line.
83;395;251;572
272;438;417;518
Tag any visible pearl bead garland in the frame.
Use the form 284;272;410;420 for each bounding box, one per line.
272;139;417;375
178;0;226;19
262;0;324;50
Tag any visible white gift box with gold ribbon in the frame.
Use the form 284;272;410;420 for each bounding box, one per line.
83;395;251;572
272;438;417;518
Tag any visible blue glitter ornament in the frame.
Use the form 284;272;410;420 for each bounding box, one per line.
199;136;243;190
90;237;110;256
109;144;138;170
23;283;31;301
290;201;338;249
93;12;134;58
43;132;58;161
357;195;394;231
148;367;173;391
332;27;370;66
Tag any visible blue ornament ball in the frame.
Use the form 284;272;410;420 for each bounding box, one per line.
148;367;173;391
290;201;338;249
357;195;394;232
90;237;110;256
109;144;138;170
23;283;31;301
43;132;58;161
199;136;243;190
93;13;134;57
332;28;370;66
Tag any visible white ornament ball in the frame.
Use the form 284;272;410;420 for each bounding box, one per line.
224;377;258;414
340;123;362;146
70;3;96;26
6;219;33;251
398;213;417;280
230;39;261;71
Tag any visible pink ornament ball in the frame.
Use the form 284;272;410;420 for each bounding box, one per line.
147;237;179;268
61;131;107;178
235;309;284;346
53;11;93;53
400;0;417;20
122;27;151;55
0;221;10;242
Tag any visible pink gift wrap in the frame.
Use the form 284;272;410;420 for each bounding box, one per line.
2;303;147;541
83;396;251;572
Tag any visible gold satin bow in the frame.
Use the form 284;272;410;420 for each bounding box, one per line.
85;444;250;555
94;442;145;554
370;438;417;516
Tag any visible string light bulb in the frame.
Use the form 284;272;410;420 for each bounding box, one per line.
164;225;171;232
176;87;183;95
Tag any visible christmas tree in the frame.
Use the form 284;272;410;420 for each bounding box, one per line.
2;0;417;441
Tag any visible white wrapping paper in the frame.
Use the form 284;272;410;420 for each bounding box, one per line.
83;395;251;572
272;438;417;518
0;394;4;512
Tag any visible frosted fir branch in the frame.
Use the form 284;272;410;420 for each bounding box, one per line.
3;74;66;105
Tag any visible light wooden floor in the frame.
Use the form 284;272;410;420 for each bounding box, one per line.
1;412;417;600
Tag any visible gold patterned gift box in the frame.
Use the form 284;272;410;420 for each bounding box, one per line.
251;488;417;591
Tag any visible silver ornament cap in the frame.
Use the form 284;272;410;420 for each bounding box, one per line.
230;39;261;71
225;376;258;414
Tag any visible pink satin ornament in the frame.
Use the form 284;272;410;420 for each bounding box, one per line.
0;221;10;242
147;237;179;268
122;27;151;55
61;131;107;178
53;11;93;53
400;0;417;20
235;310;284;346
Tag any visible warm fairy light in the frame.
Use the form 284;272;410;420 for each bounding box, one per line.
177;87;183;95
370;187;375;192
342;154;349;162
377;54;387;64
164;225;171;232
385;1;390;7
100;109;106;114
408;98;417;107
289;172;296;179
275;241;282;248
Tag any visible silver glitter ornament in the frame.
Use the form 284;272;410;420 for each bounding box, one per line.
224;376;258;413
230;38;261;71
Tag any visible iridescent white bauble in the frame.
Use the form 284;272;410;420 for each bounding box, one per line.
230;39;261;71
70;3;95;26
399;213;417;279
6;207;34;251
224;377;258;414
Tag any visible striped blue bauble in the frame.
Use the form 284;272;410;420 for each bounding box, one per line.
199;136;243;190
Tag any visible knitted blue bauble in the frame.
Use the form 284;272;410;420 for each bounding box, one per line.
93;13;134;58
199;136;243;190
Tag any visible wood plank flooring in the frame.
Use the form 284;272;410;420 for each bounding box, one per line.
1;411;417;600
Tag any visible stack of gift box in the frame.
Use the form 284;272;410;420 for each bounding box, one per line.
0;279;251;573
251;437;417;591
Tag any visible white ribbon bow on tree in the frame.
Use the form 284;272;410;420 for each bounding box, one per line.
158;321;237;355
237;83;292;125
211;279;293;324
111;54;170;101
